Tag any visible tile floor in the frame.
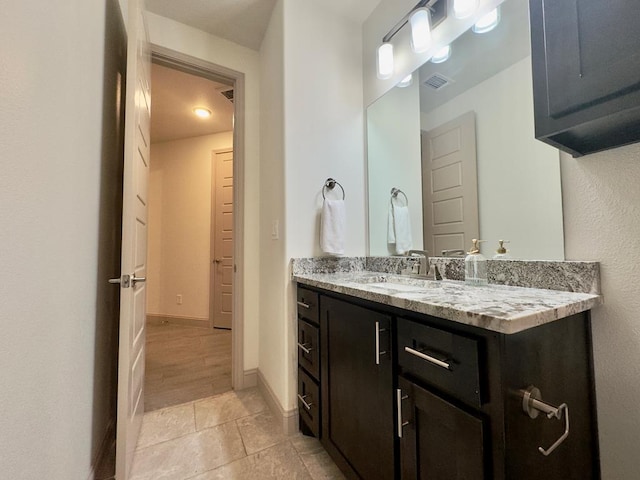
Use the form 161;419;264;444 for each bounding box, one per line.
130;387;345;480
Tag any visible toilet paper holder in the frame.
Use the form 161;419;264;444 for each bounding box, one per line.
520;385;570;457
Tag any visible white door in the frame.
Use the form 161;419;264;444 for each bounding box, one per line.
115;0;150;478
211;150;233;329
421;111;479;256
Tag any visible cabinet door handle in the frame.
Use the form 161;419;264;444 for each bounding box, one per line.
297;394;313;411
375;321;388;365
404;346;450;370
297;342;313;354
396;389;410;438
297;301;311;309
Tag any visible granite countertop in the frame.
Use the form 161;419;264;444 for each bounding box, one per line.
293;271;602;334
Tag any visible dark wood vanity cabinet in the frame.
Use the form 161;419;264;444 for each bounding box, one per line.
320;296;395;480
296;288;321;437
297;285;600;480
529;0;640;157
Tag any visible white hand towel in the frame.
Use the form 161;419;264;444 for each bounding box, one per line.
321;199;346;255
388;204;412;255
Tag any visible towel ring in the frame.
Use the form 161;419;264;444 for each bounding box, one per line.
322;178;345;200
390;187;408;206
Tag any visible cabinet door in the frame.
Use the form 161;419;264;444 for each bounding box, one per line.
530;0;640;156
321;296;394;480
398;376;486;480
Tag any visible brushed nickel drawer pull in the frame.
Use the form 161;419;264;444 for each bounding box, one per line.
297;301;311;309
297;342;313;354
298;394;313;411
396;389;410;438
404;346;450;370
375;321;389;364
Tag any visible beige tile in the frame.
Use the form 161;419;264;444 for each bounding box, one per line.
236;410;288;455
130;421;245;480
291;434;346;480
188;441;312;480
194;388;267;430
136;402;196;450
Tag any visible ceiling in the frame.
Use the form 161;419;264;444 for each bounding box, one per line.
147;0;382;143
150;63;234;143
146;0;382;51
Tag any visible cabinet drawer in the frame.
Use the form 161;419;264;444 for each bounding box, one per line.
297;287;319;325
397;318;482;408
298;368;320;437
298;319;320;380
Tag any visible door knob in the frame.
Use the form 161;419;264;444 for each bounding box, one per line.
214;258;222;264
131;276;146;286
108;275;130;288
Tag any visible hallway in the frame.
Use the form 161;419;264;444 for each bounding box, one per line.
145;323;232;411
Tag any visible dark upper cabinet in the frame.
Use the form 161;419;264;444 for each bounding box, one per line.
530;0;640;156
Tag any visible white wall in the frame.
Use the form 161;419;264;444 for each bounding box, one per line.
257;0;367;411
259;0;288;407
421;58;564;260
147;13;261;371
282;0;366;411
561;144;640;480
0;1;120;478
148;132;233;320
367;80;423;255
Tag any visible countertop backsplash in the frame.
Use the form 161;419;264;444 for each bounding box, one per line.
292;256;600;295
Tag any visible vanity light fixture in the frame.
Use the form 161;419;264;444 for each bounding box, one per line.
376;0;447;81
397;74;413;88
409;8;432;53
453;0;479;19
193;107;212;118
377;43;395;79
472;7;500;33
431;44;452;63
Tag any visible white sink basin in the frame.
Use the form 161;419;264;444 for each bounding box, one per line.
347;274;442;292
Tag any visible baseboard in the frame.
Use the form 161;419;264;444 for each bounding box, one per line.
87;418;115;480
257;369;299;436
242;368;258;388
146;313;209;329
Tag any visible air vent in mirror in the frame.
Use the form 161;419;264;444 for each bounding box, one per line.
423;73;454;90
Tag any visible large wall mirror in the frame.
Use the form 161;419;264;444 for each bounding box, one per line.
367;0;564;260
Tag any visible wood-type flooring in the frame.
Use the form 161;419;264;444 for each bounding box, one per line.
144;322;232;411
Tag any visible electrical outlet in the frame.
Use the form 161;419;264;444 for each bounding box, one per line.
176;294;183;305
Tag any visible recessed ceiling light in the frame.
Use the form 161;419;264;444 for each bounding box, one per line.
193;107;212;118
431;45;452;64
473;7;500;34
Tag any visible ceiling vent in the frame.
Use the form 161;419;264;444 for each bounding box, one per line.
219;87;234;103
423;73;454;90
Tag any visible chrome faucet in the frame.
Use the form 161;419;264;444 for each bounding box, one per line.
407;250;430;275
403;250;440;280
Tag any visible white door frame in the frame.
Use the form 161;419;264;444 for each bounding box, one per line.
151;45;246;390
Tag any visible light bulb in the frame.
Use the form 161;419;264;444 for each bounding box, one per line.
473;7;500;33
453;0;479;19
431;45;451;64
193;107;212;118
377;43;394;80
409;8;432;53
397;74;413;88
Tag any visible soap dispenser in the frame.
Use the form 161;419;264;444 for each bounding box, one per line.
465;239;488;286
493;240;511;259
